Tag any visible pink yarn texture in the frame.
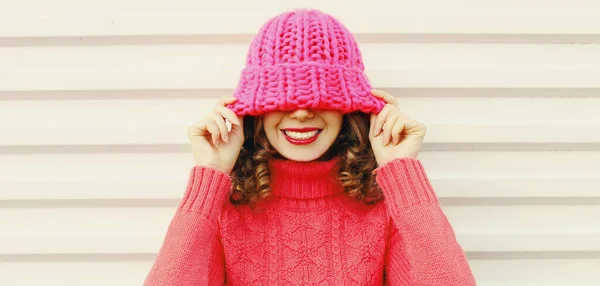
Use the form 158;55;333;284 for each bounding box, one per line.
227;9;386;116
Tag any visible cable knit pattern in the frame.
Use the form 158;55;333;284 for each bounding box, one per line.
144;157;477;285
227;9;386;116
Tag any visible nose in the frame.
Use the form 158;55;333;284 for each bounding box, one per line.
289;109;314;121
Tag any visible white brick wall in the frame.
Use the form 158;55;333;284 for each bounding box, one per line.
1;1;599;285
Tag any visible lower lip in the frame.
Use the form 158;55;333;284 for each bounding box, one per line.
282;130;321;145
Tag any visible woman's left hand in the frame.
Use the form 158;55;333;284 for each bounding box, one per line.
369;89;427;167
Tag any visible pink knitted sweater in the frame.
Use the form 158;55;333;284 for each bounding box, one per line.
144;157;476;285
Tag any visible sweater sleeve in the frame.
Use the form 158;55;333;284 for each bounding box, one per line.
376;157;476;285
144;166;231;286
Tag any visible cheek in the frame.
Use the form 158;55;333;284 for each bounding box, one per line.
262;116;276;132
262;113;284;129
326;114;343;134
329;124;342;141
262;117;281;143
267;128;280;143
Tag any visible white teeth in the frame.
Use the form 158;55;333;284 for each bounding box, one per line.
284;130;319;140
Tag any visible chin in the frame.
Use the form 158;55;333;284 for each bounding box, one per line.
279;152;323;162
277;150;327;162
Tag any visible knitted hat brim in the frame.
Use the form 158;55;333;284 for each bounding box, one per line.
227;62;386;116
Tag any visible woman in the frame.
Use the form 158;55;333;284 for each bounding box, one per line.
144;9;476;285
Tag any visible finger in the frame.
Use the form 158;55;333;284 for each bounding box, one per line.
369;113;377;139
371;90;415;123
210;112;229;143
237;115;244;130
215;105;241;126
373;105;391;137
403;120;427;137
391;119;406;145
217;96;237;107
188;121;205;137
394;108;412;121
373;90;397;105
229;115;244;134
382;115;398;146
205;121;220;145
370;89;397;106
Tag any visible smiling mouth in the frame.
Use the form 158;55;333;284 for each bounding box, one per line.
281;128;322;145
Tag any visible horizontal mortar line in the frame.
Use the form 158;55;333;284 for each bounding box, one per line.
1;143;599;154
1;34;600;46
424;143;600;152
1;88;599;101
0;199;181;208
1;251;599;262
467;251;600;260
0;89;229;100
441;197;600;206
0;253;156;262
0;197;599;209
0;144;193;154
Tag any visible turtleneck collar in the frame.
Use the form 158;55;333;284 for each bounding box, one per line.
269;156;343;199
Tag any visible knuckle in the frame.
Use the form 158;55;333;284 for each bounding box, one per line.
210;113;222;122
188;122;201;131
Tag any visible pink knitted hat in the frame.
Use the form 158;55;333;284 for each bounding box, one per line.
227;9;386;116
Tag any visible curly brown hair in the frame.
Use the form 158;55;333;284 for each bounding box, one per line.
230;111;383;206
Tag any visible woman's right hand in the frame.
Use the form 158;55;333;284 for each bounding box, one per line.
187;97;244;174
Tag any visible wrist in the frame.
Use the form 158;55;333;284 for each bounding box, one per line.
375;157;438;208
376;155;418;169
194;162;231;175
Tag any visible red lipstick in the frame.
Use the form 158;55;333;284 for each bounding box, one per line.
282;127;320;132
281;128;322;145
